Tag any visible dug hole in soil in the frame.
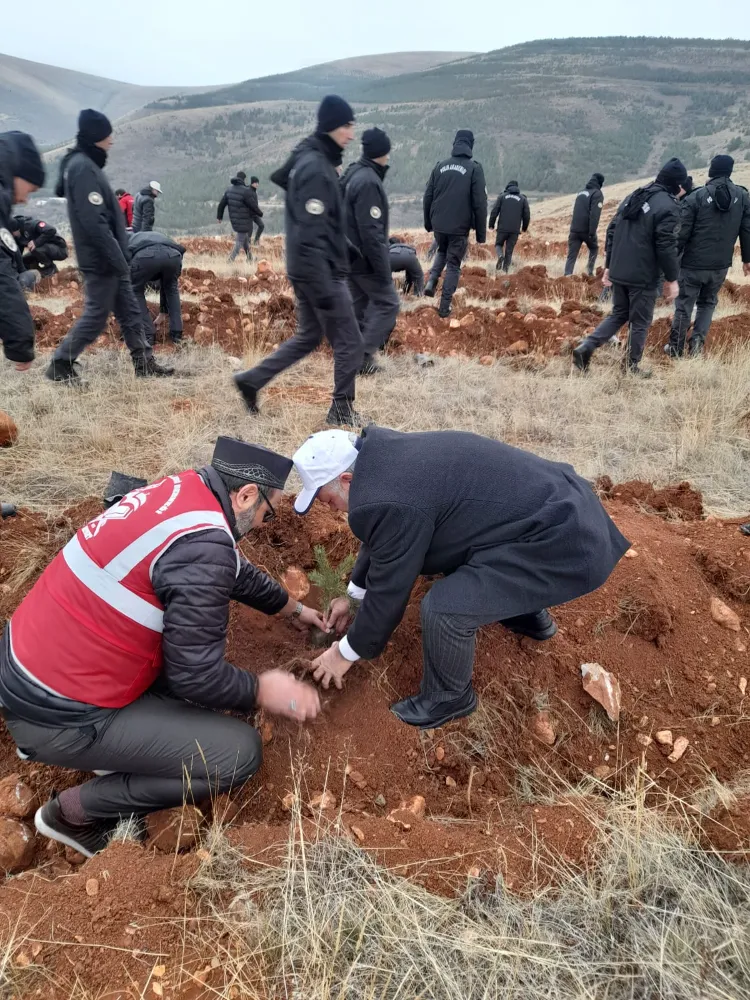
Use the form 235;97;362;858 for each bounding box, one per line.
1;478;750;993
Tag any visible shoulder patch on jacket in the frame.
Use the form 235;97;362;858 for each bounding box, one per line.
305;199;324;215
369;206;382;219
88;192;104;206
0;228;18;252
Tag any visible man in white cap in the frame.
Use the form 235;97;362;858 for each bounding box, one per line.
133;181;162;233
292;426;630;729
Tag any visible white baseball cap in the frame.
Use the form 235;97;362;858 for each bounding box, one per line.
150;181;162;193
293;430;359;515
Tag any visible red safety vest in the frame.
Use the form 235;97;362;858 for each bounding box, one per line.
9;470;236;708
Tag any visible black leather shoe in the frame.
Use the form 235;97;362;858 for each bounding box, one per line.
359;353;382;376
233;374;260;414
438;305;451;319
134;356;175;378
325;402;363;428
500;609;558;641
390;687;478;729
572;342;593;372
423;278;437;298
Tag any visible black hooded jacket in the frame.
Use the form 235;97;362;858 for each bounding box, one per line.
570;176;605;238
132;188;156;233
678;177;750;270
341;158;390;283
489;182;530;236
217;176;263;233
423;137;487;241
56;145;130;275
271;133;348;300
605;183;681;288
0;132;36;363
13;216;69;263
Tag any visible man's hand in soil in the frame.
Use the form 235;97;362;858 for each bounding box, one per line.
602;268;612;288
312;641;353;690
324;596;350;634
256;669;321;721
280;597;327;633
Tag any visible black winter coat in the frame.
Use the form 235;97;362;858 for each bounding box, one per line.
58;148;130;275
341;158;390;283
128;230;186;264
217;177;263;233
570;176;605;238
0;132;35;362
678;177;750;270
271;133;348;302
132;188;156;233
423;138;487;241
344;426;630;660
489;183;530;236
605;183;681;288
0;466;289;726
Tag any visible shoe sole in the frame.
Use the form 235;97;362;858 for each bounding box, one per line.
390;692;478;729
233;376;260;414
34;805;96;858
503;620;558;642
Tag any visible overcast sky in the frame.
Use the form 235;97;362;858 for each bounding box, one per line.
7;2;750;86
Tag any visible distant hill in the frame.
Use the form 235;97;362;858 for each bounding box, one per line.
0;52;223;145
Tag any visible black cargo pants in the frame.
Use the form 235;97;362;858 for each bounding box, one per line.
428;233;469;312
348;272;400;354
583;282;657;365
52;272;151;362
667;267;728;356
495;230;519;272
564;234;598;276
130;253;183;344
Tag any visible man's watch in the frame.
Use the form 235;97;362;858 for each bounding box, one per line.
291;602;303;620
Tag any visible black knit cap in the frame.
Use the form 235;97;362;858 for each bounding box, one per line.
709;154;734;178
454;129;474;148
317;95;355;134
593;172;605;186
4;132;45;187
211;437;292;490
250;175;259;184
77;109;112;145
656;157;688;195
362;127;391;160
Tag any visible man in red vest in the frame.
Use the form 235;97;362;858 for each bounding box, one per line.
0;438;325;857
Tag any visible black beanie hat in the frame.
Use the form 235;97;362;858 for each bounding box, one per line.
454;129;475;149
709;154;734;179
211;437;293;491
362;127;391;160
593;172;605;186
250;175;259;184
684;175;694;195
77;109;113;145
317;95;355;134
4;131;45;187
656;157;688;195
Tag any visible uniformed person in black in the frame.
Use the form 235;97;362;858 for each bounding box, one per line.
389;238;424;296
47;110;173;385
564;174;605;276
488;180;530;272
0;130;44;372
128;231;187;345
423;130;487;318
341;128;399;375
217;171;263;262
11;215;69;278
234;95;364;427
666;155;750;357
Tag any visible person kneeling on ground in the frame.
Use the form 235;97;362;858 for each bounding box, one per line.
0;438;325;858
128;230;187;345
292;426;629;729
11;215;69;278
389;237;424;296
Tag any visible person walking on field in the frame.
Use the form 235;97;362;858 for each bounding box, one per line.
47;110;173;385
565;173;605;276
249;177;265;244
489;180;530;272
217;171;264;261
423;129;487;318
233;95;364;427
572;158;687;377
292;427;629;730
0;438;325;858
341;127;399;376
115;189;134;230
132;181;161;233
665;154;750;357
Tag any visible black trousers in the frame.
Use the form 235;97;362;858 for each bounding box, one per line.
239;278;363;404
52;272;151;363
348;272;400;354
668;267;728;355
229;231;251;261
252;220;265;243
495;230;519;272
4;693;261;820
428;233;469;311
565;234;598;276
584;282;657;365
131;255;183;344
0;252;35;363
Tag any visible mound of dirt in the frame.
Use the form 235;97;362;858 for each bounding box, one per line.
596;478;704;520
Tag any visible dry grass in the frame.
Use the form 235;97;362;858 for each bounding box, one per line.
2;342;750;517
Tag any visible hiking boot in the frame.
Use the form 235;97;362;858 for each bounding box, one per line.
688;338;704;357
390;687;478;729
233;373;260;414
325;402;363;428
359;353;382;376
622;362;653;379
45;358;83;386
495;258;503;272
34;793;116;859
572;341;594;372
170;332;184;347
438;305;451;319
500;609;558;641
423;278;438;298
134;356;175;378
